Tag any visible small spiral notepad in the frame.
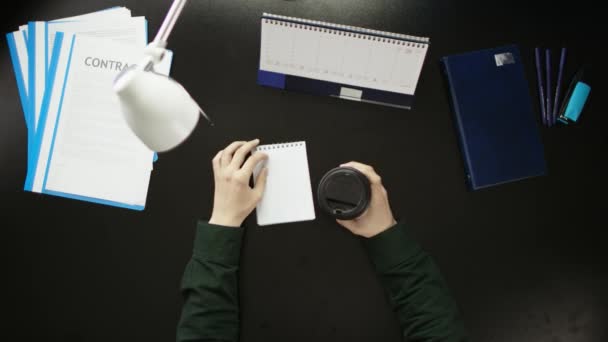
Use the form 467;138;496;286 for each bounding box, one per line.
258;13;430;109
253;141;315;226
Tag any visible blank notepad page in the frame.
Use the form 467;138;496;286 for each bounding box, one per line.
253;142;316;226
260;13;430;95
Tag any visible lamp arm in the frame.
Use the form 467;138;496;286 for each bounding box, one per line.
153;0;189;46
139;0;188;71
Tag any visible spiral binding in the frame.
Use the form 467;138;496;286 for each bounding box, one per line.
256;141;305;151
262;12;429;47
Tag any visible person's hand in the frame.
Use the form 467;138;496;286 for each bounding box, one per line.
209;139;268;227
336;162;397;238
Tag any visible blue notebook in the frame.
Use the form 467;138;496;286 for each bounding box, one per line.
441;45;546;190
257;13;430;109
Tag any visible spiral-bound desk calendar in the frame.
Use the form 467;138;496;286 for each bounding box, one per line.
253;142;315;226
258;13;430;109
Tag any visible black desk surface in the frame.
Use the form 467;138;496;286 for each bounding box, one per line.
1;0;606;341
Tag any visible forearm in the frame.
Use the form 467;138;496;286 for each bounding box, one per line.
363;223;467;342
177;222;243;342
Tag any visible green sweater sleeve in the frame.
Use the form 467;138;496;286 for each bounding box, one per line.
362;223;467;342
177;221;244;342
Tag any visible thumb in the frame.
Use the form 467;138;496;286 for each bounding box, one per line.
336;219;353;231
254;167;268;197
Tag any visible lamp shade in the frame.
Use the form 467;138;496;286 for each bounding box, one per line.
114;68;200;152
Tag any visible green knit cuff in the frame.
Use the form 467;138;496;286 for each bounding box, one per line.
192;221;244;265
361;222;421;273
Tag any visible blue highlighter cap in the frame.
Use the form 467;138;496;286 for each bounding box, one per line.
563;82;590;122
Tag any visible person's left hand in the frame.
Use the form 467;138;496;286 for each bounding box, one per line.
209;139;268;227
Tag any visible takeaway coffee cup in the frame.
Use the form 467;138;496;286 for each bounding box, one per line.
317;167;371;220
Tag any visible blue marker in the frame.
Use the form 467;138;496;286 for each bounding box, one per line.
553;48;567;125
557;68;591;124
545;49;552;126
534;48;547;125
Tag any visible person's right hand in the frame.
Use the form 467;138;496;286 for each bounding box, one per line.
208;139;268;227
335;162;397;238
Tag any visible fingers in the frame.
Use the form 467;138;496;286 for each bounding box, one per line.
212;150;222;172
340;161;382;185
253;167;268;198
231;139;260;168
220;141;247;167
241;152;268;177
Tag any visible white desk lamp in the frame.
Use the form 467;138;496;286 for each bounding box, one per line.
113;0;212;152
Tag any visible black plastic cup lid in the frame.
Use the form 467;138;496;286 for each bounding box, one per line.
317;167;371;220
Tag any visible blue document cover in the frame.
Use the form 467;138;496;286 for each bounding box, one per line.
441;45;546;190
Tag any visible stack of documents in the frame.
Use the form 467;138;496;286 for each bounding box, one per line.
6;7;173;210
